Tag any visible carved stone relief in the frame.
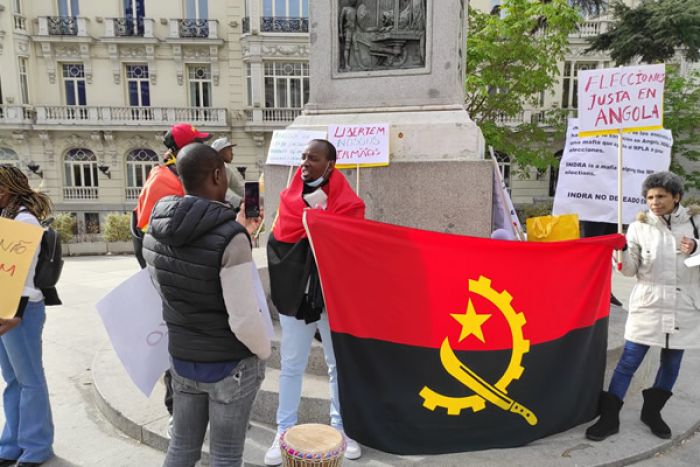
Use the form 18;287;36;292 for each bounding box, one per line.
262;44;309;57
338;0;427;72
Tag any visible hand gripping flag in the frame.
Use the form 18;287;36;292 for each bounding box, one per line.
303;210;625;455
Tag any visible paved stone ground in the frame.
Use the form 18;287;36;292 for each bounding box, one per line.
2;256;165;466
2;255;699;466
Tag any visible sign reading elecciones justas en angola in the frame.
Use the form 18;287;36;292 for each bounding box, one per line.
577;63;665;137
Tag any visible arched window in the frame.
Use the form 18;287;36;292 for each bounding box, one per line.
0;147;19;167
125;148;157;200
64;148;98;200
492;151;512;193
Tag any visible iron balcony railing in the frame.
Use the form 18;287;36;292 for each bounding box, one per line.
260;16;308;33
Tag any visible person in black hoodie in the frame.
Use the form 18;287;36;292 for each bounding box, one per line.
143;143;270;467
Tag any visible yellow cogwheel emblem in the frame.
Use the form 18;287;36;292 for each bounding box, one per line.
419;276;538;425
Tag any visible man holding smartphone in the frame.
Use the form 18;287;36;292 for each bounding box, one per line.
143;143;269;466
264;139;365;465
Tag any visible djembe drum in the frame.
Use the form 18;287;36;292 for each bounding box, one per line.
280;424;346;467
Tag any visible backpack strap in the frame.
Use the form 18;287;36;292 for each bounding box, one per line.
691;216;698;239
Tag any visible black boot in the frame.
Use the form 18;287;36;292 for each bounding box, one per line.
641;388;672;439
585;391;623;441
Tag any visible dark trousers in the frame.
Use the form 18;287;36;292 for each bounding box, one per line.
580;221;618;238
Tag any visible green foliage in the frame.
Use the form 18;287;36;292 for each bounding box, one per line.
103;213;131;242
517;200;554;225
664;70;700;190
466;0;579;172
586;0;700;65
52;213;75;244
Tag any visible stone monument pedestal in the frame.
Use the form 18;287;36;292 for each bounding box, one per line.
264;1;492;238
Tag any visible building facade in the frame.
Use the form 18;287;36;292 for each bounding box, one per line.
0;0;311;233
0;0;696;233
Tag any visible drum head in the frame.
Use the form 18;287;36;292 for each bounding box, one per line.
282;423;345;458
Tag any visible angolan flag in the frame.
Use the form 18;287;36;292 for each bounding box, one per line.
303;210;625;454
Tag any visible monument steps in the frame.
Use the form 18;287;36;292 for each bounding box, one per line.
92;343;700;466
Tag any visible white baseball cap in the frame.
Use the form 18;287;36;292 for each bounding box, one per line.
211;137;236;152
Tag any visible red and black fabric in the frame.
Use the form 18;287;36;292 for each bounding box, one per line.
268;169;364;322
304;210;625;455
272;168;365;243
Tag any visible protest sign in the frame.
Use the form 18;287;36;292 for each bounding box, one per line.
329;123;390;168
96;261;273;397
96;268;169;397
266;129;327;166
552;119;672;224
577;63;665;137
489;150;523;240
0;218;43;318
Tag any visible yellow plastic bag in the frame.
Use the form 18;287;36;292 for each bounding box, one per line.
526;214;580;242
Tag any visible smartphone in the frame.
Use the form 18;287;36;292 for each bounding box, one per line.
244;181;260;218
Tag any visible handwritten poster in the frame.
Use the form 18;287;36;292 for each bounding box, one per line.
552;119;672;224
266;129;327;166
0;218;43;319
328;123;390;168
577;63;665;137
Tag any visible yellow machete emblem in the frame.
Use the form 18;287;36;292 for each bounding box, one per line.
419;276;538;425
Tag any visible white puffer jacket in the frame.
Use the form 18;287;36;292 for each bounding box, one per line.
620;205;700;349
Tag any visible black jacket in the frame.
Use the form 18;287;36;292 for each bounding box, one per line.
143;195;252;362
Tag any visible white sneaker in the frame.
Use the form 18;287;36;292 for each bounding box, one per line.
264;433;282;466
343;433;362;460
166;416;174;439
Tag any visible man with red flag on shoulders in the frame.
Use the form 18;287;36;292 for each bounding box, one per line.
264;139;365;466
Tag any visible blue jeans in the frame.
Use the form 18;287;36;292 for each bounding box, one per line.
164;356;265;467
608;340;684;400
0;300;54;463
276;312;342;433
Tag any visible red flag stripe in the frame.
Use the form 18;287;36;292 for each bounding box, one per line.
305;210;624;351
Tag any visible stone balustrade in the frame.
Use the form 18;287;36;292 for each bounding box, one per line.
32;105;228;127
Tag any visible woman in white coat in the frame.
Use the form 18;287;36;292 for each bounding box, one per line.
586;172;700;442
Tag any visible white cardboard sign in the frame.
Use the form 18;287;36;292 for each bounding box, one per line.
96;268;169;397
328;123;390;167
577;63;665;137
266;129;327;166
552;119;672;224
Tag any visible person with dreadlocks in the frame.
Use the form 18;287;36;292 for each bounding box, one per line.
0;164;54;466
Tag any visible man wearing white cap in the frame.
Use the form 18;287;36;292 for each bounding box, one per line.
211;137;244;206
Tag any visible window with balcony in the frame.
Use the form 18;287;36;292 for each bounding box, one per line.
561;62;598;109
264;62;309;109
51;0;79;35
0;148;20;167
18;57;29;105
63;63;87;119
13;0;26;31
126;148;157;200
262;0;309;32
121;0;146;36
181;0;209;37
64;148;98;200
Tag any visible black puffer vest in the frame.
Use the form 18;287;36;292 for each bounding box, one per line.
143;195;252;362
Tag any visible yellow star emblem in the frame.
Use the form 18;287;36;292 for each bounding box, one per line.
450;299;492;343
